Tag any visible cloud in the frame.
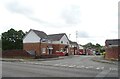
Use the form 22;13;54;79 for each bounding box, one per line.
5;1;57;27
5;1;81;28
6;1;33;15
118;2;120;38
77;31;90;38
28;16;51;25
61;5;80;25
118;1;120;31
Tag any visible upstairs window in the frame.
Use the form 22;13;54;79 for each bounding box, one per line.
61;41;63;44
42;48;46;53
42;39;47;42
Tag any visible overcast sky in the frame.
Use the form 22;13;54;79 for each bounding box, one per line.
0;0;119;45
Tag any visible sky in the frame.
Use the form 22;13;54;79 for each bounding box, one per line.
0;0;119;45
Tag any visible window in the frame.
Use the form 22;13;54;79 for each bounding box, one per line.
60;48;63;52
42;39;47;42
42;48;46;53
61;41;63;44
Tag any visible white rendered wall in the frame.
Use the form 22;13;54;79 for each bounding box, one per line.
60;35;69;45
52;41;60;44
23;30;41;43
52;35;69;44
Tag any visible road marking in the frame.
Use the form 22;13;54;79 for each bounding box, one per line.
96;67;100;70
34;63;40;65
76;66;82;68
85;67;89;69
81;65;85;67
23;62;43;65
96;70;110;77
84;66;94;69
60;65;68;67
23;62;27;63
68;65;76;68
21;62;108;72
29;62;34;64
109;68;118;71
88;66;94;68
76;65;85;68
54;64;61;66
101;67;104;70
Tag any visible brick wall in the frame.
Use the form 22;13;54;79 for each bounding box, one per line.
105;46;120;60
52;44;69;54
23;43;49;56
2;50;31;58
24;43;70;56
69;47;78;55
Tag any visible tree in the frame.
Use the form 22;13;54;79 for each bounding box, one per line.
2;28;25;50
83;42;104;53
0;39;1;50
83;42;95;49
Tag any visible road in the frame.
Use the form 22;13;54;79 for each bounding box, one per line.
2;56;118;77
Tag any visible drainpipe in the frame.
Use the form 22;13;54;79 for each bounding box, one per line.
74;46;75;55
39;38;42;57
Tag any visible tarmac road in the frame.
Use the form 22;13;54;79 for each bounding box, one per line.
2;56;118;78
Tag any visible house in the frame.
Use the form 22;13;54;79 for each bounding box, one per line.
105;39;120;60
69;40;79;55
23;29;53;57
78;44;85;55
48;33;70;55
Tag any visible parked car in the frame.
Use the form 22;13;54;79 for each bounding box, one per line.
55;51;65;56
95;51;100;55
77;49;86;55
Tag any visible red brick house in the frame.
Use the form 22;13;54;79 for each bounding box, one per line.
78;44;85;55
69;40;79;55
23;29;53;57
48;33;70;55
105;39;120;60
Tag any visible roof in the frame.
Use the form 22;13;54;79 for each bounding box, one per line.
105;39;120;46
69;40;78;45
32;29;48;39
23;29;48;40
23;29;69;42
48;33;66;41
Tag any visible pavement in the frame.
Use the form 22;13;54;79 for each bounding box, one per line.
1;55;78;62
1;55;119;65
92;56;118;65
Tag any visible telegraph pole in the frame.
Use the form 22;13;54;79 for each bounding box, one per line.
76;31;78;43
69;34;71;40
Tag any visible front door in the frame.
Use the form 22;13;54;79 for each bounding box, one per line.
47;49;52;55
